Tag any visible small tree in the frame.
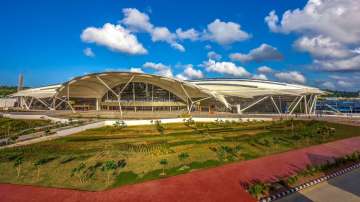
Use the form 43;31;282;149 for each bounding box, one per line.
159;159;168;176
183;118;196;129
154;120;165;136
178;152;190;169
34;157;56;180
34;161;43;180
103;160;117;185
71;162;86;184
44;128;51;136
14;156;23;177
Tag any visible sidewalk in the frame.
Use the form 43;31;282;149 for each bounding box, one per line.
1;136;359;202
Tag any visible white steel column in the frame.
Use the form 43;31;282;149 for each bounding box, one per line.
132;82;136;112
96;75;122;116
309;95;317;114
96;98;101;111
180;83;193;113
66;84;75;113
151;84;154;112
304;95;308;114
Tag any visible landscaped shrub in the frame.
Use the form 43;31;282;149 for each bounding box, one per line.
286;175;298;186
183;118;196;129
248;182;268;199
151;120;165;135
209;145;240;162
113;120;127;130
248;151;360;199
82;162;103;181
71;162;87;184
102;160;117;185
60;156;76;164
117;142;172;155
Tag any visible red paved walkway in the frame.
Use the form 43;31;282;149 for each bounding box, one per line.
1;137;360;202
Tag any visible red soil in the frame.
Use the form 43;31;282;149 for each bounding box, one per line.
1;136;360;202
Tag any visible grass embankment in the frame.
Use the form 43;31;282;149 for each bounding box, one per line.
0;118;51;139
0;119;359;191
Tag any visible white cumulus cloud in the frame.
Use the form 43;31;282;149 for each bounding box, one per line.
252;74;268;80
257;66;273;74
207;51;222;61
121;8;153;32
176;28;200;41
265;0;360;72
230;43;283;63
143;62;173;77
130;67;144;73
294;35;352;59
83;47;95;57
203;19;251;45
314;55;360;72
176;64;204;80
121;8;185;52
274;71;306;84
81;23;147;55
203;59;251;77
151;27;185;52
265;0;360;44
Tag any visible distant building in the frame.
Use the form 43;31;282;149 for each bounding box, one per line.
0;98;17;110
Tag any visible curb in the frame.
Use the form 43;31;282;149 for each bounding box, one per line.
260;162;360;202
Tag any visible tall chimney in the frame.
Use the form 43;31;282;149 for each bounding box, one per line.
17;74;24;92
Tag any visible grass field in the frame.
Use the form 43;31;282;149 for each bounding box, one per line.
0;118;51;139
0;119;359;191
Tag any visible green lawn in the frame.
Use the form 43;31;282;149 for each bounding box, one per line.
0;119;359;191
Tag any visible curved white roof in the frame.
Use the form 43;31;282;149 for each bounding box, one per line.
10;73;324;108
10;84;61;98
189;78;324;98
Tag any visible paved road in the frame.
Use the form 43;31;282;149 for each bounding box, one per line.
278;168;360;202
0;121;106;149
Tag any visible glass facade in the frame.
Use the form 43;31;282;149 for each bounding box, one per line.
103;82;182;102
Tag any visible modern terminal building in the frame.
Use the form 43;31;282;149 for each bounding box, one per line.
9;72;324;115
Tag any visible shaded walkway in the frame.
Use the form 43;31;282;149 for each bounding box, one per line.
1;136;360;202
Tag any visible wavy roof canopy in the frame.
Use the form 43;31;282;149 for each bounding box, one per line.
189;79;325;99
10;73;324;108
10;84;61;99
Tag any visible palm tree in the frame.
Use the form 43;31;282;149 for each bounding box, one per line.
104;160;117;185
159;159;168;176
14;156;23;177
178;152;190;169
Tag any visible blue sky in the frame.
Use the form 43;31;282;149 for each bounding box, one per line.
1;0;360;91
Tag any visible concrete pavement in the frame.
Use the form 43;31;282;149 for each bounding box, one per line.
278;168;360;202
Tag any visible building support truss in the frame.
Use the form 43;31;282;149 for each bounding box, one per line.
240;96;269;113
270;96;281;114
96;75;135;118
289;95;304;114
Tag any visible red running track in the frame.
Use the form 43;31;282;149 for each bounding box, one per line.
1;136;360;202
